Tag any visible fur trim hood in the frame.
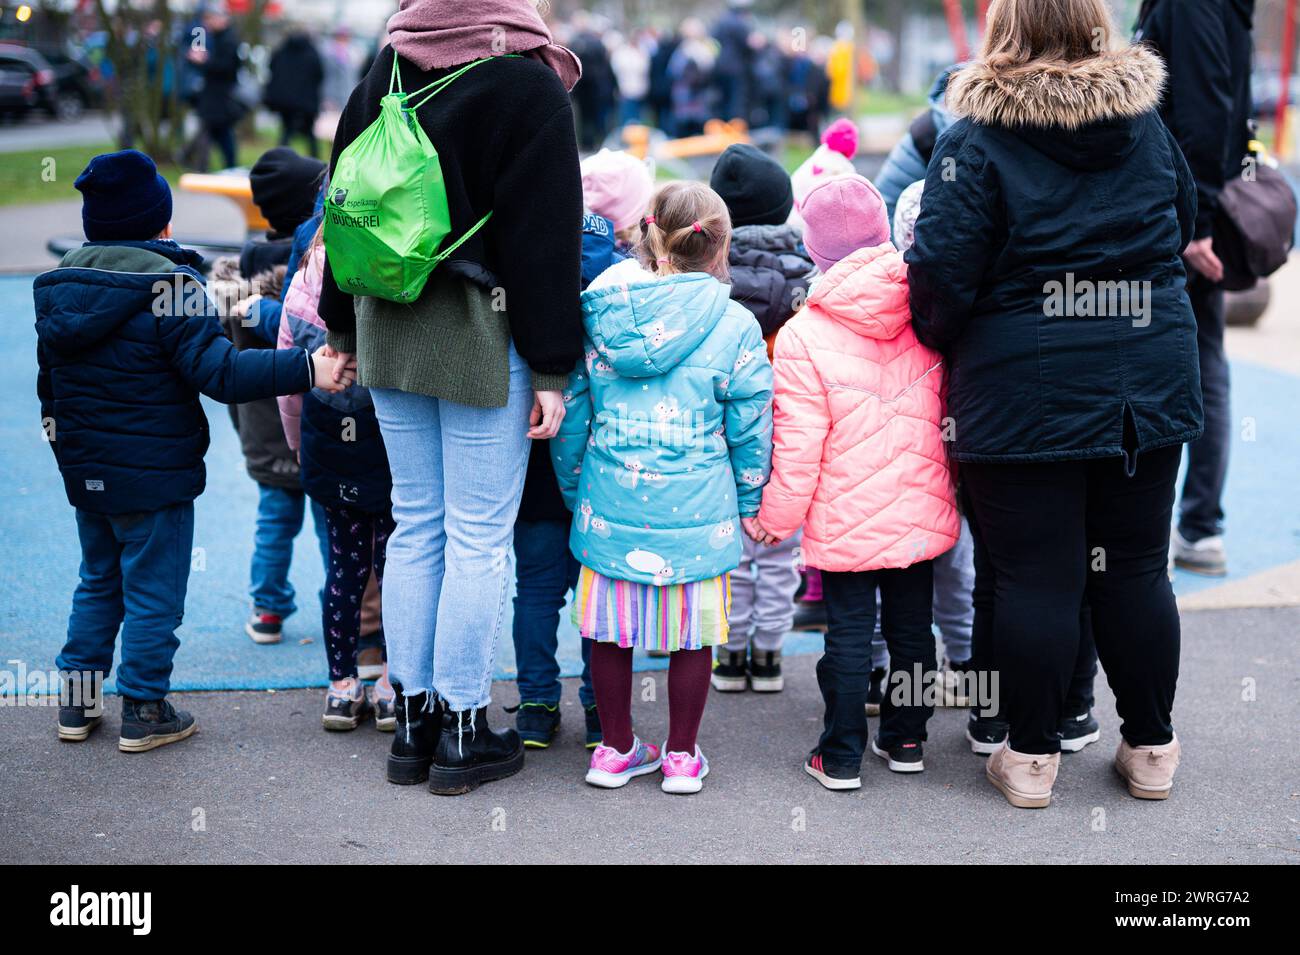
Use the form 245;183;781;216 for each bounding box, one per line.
947;45;1165;130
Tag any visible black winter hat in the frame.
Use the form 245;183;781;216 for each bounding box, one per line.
709;143;794;227
74;149;173;241
248;147;326;235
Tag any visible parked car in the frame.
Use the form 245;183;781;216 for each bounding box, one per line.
0;44;58;118
34;44;104;119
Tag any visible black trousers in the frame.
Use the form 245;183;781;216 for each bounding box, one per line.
961;446;1182;754
817;561;935;770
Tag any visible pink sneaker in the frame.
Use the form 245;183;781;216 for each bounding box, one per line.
585;737;661;788
660;744;710;794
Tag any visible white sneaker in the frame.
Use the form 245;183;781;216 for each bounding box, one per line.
1170;529;1226;576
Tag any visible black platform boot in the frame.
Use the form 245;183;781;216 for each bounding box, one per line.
428;706;525;795
386;684;440;785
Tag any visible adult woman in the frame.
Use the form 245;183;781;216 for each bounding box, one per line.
907;0;1203;808
319;0;584;796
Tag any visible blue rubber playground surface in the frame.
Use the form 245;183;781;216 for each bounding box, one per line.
2;274;1297;693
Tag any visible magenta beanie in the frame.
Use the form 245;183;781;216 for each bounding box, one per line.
801;174;890;273
580;149;654;233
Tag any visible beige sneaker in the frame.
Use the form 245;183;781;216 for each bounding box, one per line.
986;742;1059;808
1114;734;1180;800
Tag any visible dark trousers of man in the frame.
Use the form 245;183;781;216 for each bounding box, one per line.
817;561;936;772
960;446;1183;755
1179;272;1230;542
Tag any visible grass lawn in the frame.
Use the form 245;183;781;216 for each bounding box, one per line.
0;131;284;208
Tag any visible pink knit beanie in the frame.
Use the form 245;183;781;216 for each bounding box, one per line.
580;149;654;233
801;174;890;273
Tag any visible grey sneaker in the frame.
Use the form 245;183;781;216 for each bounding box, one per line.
1171;529;1226;577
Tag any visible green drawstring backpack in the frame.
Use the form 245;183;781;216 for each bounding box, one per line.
323;54;508;303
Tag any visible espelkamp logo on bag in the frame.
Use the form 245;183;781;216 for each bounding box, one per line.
49;885;151;936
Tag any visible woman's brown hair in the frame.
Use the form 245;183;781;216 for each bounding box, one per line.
638;180;732;281
980;0;1119;67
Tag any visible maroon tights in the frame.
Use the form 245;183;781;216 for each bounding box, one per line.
589;642;713;754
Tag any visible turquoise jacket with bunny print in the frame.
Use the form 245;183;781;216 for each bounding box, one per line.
553;259;773;586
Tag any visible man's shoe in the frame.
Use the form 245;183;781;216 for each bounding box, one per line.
1114;734;1180;800
119;698;197;753
986;742;1058;809
1058;709;1101;752
710;648;748;692
1171;529;1227;577
804;751;861;791
428;707;525;795
245;609;283;645
322;679;372;731
864;666;886;717
966;712;1009;755
871;737;924;773
509;701;561;748
57;675;103;742
386;685;440;785
584;704;602;749
749;650;784;692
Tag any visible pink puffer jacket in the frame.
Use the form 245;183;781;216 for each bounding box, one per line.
757;243;958;572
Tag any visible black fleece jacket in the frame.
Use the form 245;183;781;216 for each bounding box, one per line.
319;46;584;380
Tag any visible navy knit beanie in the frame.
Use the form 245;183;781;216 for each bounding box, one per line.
709;143;794;227
249;147;327;236
74;150;173;241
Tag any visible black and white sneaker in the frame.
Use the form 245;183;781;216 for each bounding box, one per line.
57;675;103;742
322;681;372;731
871;737;924;773
749;650;783;692
710;649;748;692
119;698;197;753
966;712;1009;755
864;666;886;717
1058;710;1101;752
245;609;283;645
804;751;861;790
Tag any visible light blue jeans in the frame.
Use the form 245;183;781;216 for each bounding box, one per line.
370;348;532;712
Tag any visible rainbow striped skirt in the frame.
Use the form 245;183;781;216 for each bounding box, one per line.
571;566;731;651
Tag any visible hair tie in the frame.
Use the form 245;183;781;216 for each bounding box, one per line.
692;221;703;233
643;215;656;226
656;257;670;264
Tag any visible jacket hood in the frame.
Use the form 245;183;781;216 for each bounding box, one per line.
806;243;911;341
580;260;735;377
947;45;1164;130
35;240;202;352
731;223;806;256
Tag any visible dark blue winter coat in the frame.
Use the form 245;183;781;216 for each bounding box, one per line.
906;46;1204;466
34;240;312;515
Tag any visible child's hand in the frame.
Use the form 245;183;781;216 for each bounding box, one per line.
311;346;354;394
742;516;782;546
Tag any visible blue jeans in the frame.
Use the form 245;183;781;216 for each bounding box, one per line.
370;347;532;712
512;519;592;707
1178;273;1229;542
249;484;329;617
57;504;194;700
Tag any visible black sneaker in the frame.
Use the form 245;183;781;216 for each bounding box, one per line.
749;650;784;692
792;600;827;631
941;657;976;707
244;609;283;645
57;674;103;742
710;648;748;692
322;681;372;732
584;704;602;750
386;685;441;785
804;750;861;791
1058;709;1101;752
507;701;561;748
966;711;1009;755
864;666;886;717
428;707;525;795
871;737;925;773
119;698;197;753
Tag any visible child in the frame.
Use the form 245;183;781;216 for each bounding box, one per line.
707;142;816;691
35;150;346;751
277;225;395;732
212;147;329;646
753;174;959;790
508;209;626;750
553;181;773;794
580;148;654;254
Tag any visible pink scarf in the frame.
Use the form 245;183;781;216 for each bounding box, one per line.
386;0;582;92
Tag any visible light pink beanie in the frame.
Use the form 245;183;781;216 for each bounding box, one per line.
580;149;654;233
801;174;891;273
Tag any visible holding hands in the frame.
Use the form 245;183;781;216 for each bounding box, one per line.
742;516;782;547
311;346;358;395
